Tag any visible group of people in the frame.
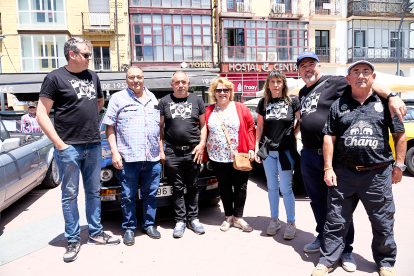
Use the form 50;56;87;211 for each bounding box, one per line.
36;37;407;276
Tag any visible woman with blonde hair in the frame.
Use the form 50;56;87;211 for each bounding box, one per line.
255;70;301;239
203;77;255;232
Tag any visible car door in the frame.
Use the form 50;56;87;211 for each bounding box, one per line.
1;117;40;202
35;134;53;180
0;120;7;211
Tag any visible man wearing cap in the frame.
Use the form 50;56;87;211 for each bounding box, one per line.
311;61;406;276
21;102;42;133
297;51;406;272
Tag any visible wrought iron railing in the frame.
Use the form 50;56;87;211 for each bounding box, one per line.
347;47;414;63
82;12;115;31
310;0;340;15
226;0;251;12
270;0;292;13
310;47;343;63
347;0;414;18
94;58;111;71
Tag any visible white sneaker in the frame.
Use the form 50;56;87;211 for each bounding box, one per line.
266;218;281;236
340;252;357;272
283;222;296;240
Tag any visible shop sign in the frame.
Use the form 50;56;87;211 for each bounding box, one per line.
242;80;258;93
189;62;211;68
224;62;297;73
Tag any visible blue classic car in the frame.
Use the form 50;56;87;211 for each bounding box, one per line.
98;114;220;212
0;112;61;216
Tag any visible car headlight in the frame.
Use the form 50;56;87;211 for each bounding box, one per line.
199;162;204;172
206;160;214;171
101;168;114;182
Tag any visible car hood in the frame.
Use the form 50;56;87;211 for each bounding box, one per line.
101;140;113;168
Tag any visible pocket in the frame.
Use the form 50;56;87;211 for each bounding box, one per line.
164;147;174;155
120;106;139;121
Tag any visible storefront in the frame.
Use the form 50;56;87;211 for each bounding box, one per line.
220;62;300;102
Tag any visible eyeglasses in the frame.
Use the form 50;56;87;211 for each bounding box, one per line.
73;51;92;59
215;88;230;94
28;106;36;109
127;75;144;80
350;70;373;77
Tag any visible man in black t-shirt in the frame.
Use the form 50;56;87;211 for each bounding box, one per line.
297;51;406;272
312;60;406;276
37;37;120;263
159;71;207;238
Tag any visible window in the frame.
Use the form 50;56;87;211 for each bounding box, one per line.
131;14;212;62
131;0;210;8
18;0;66;28
20;35;67;72
315;30;329;61
223;20;307;62
92;42;111;70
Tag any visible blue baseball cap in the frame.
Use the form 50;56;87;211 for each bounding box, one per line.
296;51;319;67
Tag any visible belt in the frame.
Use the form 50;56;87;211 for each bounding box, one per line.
166;143;198;151
307;148;323;155
348;161;391;172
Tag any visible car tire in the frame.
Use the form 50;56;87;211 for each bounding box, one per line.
41;158;61;189
405;147;414;176
208;196;221;206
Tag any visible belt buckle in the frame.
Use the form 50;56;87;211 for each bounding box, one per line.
355;166;363;171
317;149;323;155
181;145;189;150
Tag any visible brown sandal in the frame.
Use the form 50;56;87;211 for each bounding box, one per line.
233;218;253;232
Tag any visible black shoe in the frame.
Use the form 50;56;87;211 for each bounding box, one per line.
146;227;161;239
123;231;135;246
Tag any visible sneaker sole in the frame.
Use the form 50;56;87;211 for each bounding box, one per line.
304;247;321;253
63;255;78;262
87;240;120;245
187;224;205;235
173;228;185;238
233;223;253;232
266;227;281;236
342;264;357;272
283;234;295;240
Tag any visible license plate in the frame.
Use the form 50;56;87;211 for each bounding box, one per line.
139;186;173;199
101;195;116;201
206;183;218;190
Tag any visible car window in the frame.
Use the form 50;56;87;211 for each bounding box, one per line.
2;119;22;134
404;107;414;122
0;119;10;142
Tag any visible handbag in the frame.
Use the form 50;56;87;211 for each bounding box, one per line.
215;105;253;171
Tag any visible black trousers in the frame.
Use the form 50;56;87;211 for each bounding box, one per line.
164;147;200;222
211;161;249;218
320;163;396;268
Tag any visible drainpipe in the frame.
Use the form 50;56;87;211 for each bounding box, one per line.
397;1;414;76
0;34;5;111
115;0;120;71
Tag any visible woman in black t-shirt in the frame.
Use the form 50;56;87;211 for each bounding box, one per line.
255;70;301;240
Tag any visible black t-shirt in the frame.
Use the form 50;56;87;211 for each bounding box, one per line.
299;75;348;149
39;67;104;144
256;95;300;149
323;91;405;166
159;93;206;146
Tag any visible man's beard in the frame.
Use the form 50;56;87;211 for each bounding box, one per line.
304;72;316;83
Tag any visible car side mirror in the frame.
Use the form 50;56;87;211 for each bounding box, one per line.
1;138;21;152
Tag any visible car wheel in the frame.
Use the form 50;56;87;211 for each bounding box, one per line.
41;158;61;189
208;196;221;206
405;147;414;176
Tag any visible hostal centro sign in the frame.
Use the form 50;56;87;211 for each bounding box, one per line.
223;63;298;73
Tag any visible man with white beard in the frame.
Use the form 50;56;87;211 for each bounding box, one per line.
296;51;406;273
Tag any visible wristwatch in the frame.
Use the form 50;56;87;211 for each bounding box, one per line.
393;162;406;171
387;92;398;100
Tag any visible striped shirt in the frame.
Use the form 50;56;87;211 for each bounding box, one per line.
102;87;160;162
21;113;42;133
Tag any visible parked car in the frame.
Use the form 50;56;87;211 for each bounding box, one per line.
389;102;414;176
243;98;307;195
0;111;61;216
98;113;220;212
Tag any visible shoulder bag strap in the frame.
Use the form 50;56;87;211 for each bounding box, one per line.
300;78;330;108
215;105;236;154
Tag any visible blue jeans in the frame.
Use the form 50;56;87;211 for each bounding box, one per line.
301;147;354;253
54;142;103;242
263;150;295;223
117;161;161;231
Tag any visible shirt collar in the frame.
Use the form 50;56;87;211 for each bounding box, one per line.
28;112;36;118
343;88;379;106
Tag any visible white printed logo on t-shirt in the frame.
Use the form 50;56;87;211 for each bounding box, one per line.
266;101;289;120
169;101;192;120
300;91;321;115
68;79;97;100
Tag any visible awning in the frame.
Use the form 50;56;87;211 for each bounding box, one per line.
0;69;219;101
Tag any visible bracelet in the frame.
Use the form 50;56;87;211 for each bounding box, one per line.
324;167;333;171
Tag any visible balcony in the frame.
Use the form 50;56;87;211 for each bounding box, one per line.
310;47;341;63
310;0;341;16
82;12;116;34
94;58;111;71
347;47;414;63
221;0;254;18
347;0;414;18
269;0;303;18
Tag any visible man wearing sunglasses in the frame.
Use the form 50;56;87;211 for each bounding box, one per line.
21;102;42;133
37;37;120;263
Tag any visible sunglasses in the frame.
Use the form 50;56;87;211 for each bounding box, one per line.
28;106;36;108
74;51;92;59
215;88;230;94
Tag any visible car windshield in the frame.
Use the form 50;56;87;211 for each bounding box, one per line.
403;107;414;122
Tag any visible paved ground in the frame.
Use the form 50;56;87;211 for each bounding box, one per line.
0;171;413;276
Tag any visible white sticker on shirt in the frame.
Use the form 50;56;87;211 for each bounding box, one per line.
374;102;384;113
344;120;378;149
265;101;289;120
169;101;192;120
300;91;321;115
68;79;97;100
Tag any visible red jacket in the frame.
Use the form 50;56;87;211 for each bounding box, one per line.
204;102;256;162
